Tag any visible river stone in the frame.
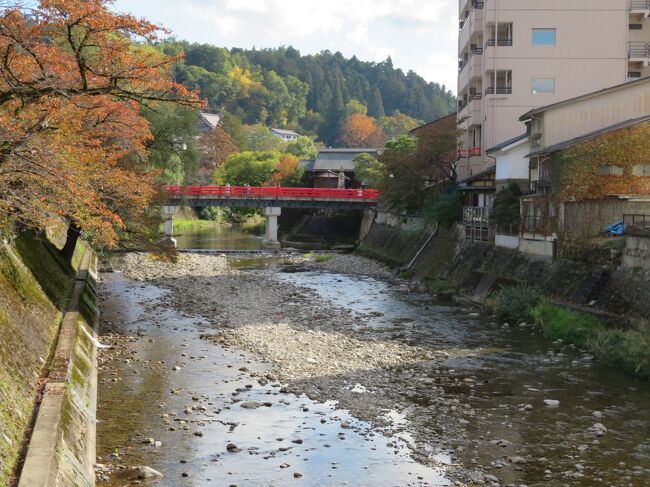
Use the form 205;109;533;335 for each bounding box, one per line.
544;399;560;407
226;443;241;453
240;401;263;409
135;466;163;480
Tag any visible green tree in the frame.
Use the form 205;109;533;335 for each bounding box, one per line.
380;111;421;140
215;151;280;186
368;87;386;118
491;183;524;233
345;99;368;117
241;124;284;151
142;104;200;185
354;153;384;188
286;136;318;159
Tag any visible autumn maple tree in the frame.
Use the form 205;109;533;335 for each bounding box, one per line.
198;126;239;169
0;0;202;253
339;113;386;148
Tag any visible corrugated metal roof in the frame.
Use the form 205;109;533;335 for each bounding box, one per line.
271;128;299;136
312;149;380;171
486;133;529;153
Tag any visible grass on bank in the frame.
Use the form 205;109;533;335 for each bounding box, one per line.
304;252;334;263
490;286;650;379
171;219;218;231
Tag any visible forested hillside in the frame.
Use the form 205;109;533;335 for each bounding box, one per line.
160;42;455;144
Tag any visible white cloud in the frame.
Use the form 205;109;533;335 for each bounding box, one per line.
115;0;458;92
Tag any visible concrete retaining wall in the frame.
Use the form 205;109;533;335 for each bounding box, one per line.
18;250;98;487
495;234;519;249
623;235;650;269
518;238;556;260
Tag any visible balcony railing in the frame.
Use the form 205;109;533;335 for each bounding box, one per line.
630;0;650;10
629;41;650;58
624;214;650;237
472;0;485;8
469;92;483;100
485;38;513;47
485;86;512;95
458;147;482;158
529;177;552;194
463;206;489;225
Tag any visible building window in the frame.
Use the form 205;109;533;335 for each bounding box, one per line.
532;78;555;94
633;165;650;176
629;23;643;30
599;165;624;176
532;28;556;46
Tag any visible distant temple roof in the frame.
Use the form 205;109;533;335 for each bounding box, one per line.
199;112;221;132
271;128;299;137
312;148;381;172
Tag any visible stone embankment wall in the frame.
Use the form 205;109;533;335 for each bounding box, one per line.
0;233;98;487
359;214;650;324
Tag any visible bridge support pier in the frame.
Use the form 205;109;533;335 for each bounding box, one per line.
160;205;178;249
263;207;282;250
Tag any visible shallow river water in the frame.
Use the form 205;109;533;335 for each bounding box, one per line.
96;238;650;486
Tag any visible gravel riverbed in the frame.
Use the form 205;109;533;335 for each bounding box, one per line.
119;252;482;484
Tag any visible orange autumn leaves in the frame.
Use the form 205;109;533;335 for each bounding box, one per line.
0;0;202;247
339;114;386;148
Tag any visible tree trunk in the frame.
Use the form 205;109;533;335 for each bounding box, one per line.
61;222;81;264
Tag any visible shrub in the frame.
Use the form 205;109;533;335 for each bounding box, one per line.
532;303;603;347
493;286;540;323
590;328;650;379
421;189;463;228
199;207;224;221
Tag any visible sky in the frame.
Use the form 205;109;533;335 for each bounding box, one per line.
113;0;458;93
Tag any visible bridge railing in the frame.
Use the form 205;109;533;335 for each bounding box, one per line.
166;186;380;200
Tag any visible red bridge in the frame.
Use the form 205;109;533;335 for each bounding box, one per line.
163;186;380;249
166;186;380;209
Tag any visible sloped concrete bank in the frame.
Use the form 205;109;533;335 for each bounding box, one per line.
18;247;99;487
0;232;98;487
358;217;650;324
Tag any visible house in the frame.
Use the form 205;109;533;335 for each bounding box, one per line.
303;148;381;189
270;128;299;142
198;112;221;133
457;0;650;183
516;77;650;258
487;132;530;192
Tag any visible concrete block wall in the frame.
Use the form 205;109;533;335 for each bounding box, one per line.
623;235;650;269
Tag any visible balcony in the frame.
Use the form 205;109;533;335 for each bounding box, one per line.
458;147;482;158
459;5;483;51
458;96;482;126
629;41;650;62
485;38;513;47
485;86;512;95
630;0;650;12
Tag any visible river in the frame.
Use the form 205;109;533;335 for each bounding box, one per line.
95;226;650;486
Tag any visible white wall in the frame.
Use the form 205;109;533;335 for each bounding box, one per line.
495;141;529;183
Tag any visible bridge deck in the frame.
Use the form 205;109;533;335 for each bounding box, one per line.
166;186;379;209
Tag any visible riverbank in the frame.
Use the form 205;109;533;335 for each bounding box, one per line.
358;218;650;380
96;251;650;485
113;253;481;484
0;232;93;486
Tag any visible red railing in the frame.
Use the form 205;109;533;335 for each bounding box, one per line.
166;186;380;200
457;147;481;158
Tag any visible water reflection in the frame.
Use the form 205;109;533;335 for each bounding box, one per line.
174;224;262;250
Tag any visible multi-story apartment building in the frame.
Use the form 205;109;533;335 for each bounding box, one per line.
456;0;650;181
